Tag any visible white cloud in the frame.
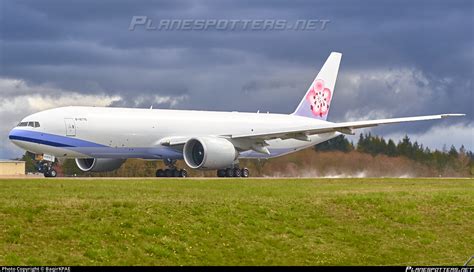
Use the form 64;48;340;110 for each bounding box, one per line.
0;78;120;123
343;109;394;122
129;94;189;108
0;78;121;158
334;67;453;122
0;78;192;158
2;93;120;114
333;67;472;151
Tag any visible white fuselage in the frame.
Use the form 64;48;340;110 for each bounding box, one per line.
9;106;339;160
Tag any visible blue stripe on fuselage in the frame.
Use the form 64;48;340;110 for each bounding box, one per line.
8;129;184;159
9;135;74;147
8;129;106;148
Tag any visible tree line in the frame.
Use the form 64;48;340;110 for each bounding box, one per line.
315;133;472;174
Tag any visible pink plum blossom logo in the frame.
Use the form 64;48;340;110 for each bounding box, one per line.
306;79;331;117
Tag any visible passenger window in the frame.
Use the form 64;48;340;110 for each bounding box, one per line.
34;122;40;128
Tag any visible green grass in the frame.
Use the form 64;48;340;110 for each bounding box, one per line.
0;178;473;266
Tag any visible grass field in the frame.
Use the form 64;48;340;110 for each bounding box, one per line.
0;178;473;266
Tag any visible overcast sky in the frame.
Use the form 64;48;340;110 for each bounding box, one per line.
1;0;473;158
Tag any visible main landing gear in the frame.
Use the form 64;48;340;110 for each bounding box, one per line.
37;160;57;178
216;167;250;178
156;158;187;178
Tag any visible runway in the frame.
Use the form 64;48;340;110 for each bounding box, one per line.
0;175;471;180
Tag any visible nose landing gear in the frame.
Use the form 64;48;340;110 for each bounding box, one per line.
37;160;57;178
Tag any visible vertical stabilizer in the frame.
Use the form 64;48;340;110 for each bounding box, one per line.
292;52;342;120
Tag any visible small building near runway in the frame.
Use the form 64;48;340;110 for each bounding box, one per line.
0;160;25;176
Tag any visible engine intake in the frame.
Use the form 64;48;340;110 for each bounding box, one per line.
75;158;125;172
183;137;237;169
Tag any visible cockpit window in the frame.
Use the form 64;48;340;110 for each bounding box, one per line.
18;122;27;127
34;122;40;128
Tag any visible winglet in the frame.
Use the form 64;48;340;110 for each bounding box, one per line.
441;113;466;118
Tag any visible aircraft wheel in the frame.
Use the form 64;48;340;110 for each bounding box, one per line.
217;169;225;177
164;169;172;177
180;169;188;178
156;169;164;177
233;168;242;177
225;168;234;177
241;168;250;178
44;169;57;178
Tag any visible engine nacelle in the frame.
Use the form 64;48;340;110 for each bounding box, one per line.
183;137;237;169
75;158;125;172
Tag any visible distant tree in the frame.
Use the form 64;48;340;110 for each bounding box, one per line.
467;150;474;161
442;144;448;153
356;133;390;156
432;150;449;171
454;145;471;174
336;132;471;175
459;145;466;155
372;136;387;155
60;159;84;176
357;133;370;153
412;141;425;161
315;135;353;153
21;152;37;173
448;145;458;158
465;148;474;176
386;139;397;157
397;135;413;159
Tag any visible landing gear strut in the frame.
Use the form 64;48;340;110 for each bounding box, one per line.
155;158;187;178
37;160;57;178
217;167;250;178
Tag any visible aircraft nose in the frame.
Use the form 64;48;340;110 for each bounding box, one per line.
8;127;26;150
8;128;16;141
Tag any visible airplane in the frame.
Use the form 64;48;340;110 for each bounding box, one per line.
8;52;464;178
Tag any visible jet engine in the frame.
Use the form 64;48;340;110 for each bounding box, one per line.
183;137;237;169
75;158;125;172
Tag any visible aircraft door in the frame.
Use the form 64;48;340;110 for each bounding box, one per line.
64;118;76;136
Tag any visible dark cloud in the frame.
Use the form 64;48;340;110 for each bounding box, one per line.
0;0;473;158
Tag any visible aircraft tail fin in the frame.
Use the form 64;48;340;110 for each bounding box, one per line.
292;52;342;120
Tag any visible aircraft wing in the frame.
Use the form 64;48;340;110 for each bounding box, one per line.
158;114;464;149
229;114;465;141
